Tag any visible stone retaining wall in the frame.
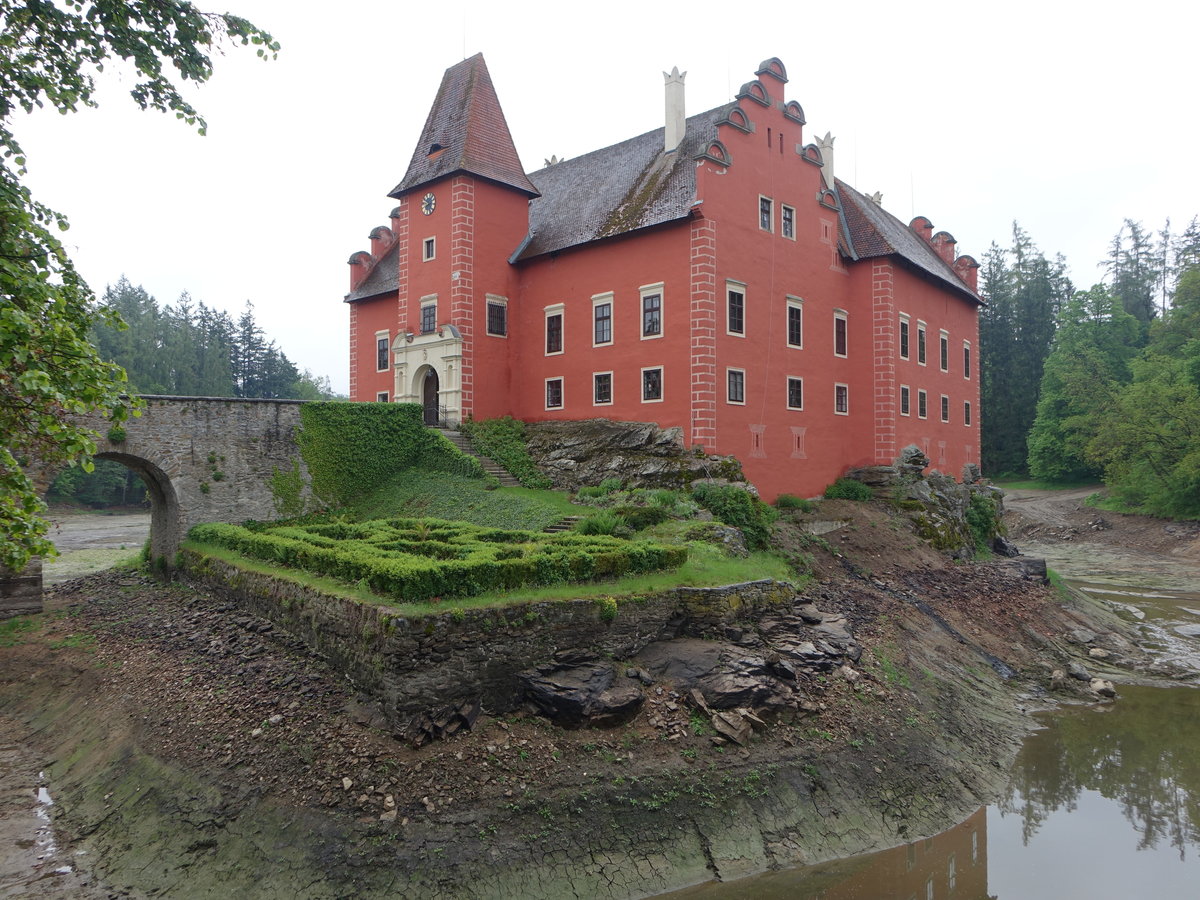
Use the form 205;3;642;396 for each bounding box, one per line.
179;549;794;728
0;561;42;620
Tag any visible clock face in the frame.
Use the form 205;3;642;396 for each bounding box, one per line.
421;192;436;215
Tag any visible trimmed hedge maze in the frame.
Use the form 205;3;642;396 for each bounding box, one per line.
188;518;688;604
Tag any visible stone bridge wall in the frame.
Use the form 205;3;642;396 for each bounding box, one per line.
1;396;311;619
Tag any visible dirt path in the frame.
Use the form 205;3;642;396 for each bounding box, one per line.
42;511;149;587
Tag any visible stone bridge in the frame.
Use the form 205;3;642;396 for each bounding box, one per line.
1;396;311;617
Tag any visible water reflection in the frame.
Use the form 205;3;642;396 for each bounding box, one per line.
661;685;1200;899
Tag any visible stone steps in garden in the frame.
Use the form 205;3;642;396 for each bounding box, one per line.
543;516;584;534
434;429;521;486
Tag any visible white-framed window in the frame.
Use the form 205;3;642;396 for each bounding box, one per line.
963;341;972;379
918;389;928;419
964;401;972;426
545;303;564;355
592;292;613;346
640;283;663;339
939;330;949;372
834;309;848;357
375;330;389;372
419;294;437;335
545;377;564;409
641;366;663;402
899;314;910;360
787;376;804;410
486;295;508;337
786;297;803;348
593;371;613;405
781;204;795;239
917;321;927;365
726;368;745;404
376;391;389;403
759;195;773;232
422;236;436;261
940;394;950;422
726;281;746;336
900;384;911;416
834;383;849;415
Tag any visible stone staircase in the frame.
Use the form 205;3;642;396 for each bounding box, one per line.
435;429;521;487
542;515;584;534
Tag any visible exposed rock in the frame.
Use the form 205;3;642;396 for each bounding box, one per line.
1089;678;1117;698
1067;628;1098;645
1088;647;1112;659
1066;661;1091;681
1049;669;1068;691
521;653;644;726
523;419;747;491
710;710;752;745
992;535;1021;557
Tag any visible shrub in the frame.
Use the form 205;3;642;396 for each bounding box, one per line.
595;595;618;623
577;485;605;499
597;477;623;494
690;483;777;550
575;511;623;535
966;491;1000;551
106;425;127;443
776;494;815;512
823;478;874;501
616;505;670;531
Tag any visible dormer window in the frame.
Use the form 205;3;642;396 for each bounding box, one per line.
427;142;445;156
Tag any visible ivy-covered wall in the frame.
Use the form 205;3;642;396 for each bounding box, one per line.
297;402;483;508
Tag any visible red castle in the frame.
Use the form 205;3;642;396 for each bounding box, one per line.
345;54;981;501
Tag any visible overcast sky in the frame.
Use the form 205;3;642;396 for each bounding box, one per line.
16;0;1198;395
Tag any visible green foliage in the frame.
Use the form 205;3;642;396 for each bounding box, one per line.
575;511;625;536
188;517;687;604
690;483;777;550
775;493;815;512
0;1;277;570
615;505;670;531
47;459;146;508
965;492;1001;551
594;595;618;623
1027;285;1140;481
459;417;551;488
822;478;874;501
0;616;37;647
298;402;482;508
269;460;306;518
598;477;623;494
106;425;127;443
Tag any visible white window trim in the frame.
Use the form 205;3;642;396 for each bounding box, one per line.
833;309;848;359
639;282;664;341
786;375;804;410
963;340;972;379
758;195;773;233
939;330;950;372
544;377;564;410
725;280;746;338
640;365;664;403
591;292;614;347
917;320;928;367
940;394;950;422
900;384;911;417
834;382;850;416
781;204;796;241
786;296;804;349
544;302;565;357
485;294;508;338
899;313;911;360
726;367;746;405
592;370;613;406
374;329;389;373
918;389;928;420
376;391;389;403
422;236;436;262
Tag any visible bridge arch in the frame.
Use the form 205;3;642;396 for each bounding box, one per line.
91;450;182;568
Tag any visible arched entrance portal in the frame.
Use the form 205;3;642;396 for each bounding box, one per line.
92;451;183;570
422;368;441;425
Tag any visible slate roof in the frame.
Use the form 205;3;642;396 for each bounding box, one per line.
390;54;537;199
345;241;399;302
513;103;734;262
836;180;980;303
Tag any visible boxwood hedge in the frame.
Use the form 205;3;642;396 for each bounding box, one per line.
189;517;686;603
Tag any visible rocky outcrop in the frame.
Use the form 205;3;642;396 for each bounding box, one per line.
846;445;1006;558
524;419;745;491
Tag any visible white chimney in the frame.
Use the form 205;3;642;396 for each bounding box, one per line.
817;132;836;190
664;67;686;152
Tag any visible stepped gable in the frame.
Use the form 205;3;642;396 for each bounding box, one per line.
390;53;537;199
513;104;734;262
836;179;981;303
345;241;398;302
